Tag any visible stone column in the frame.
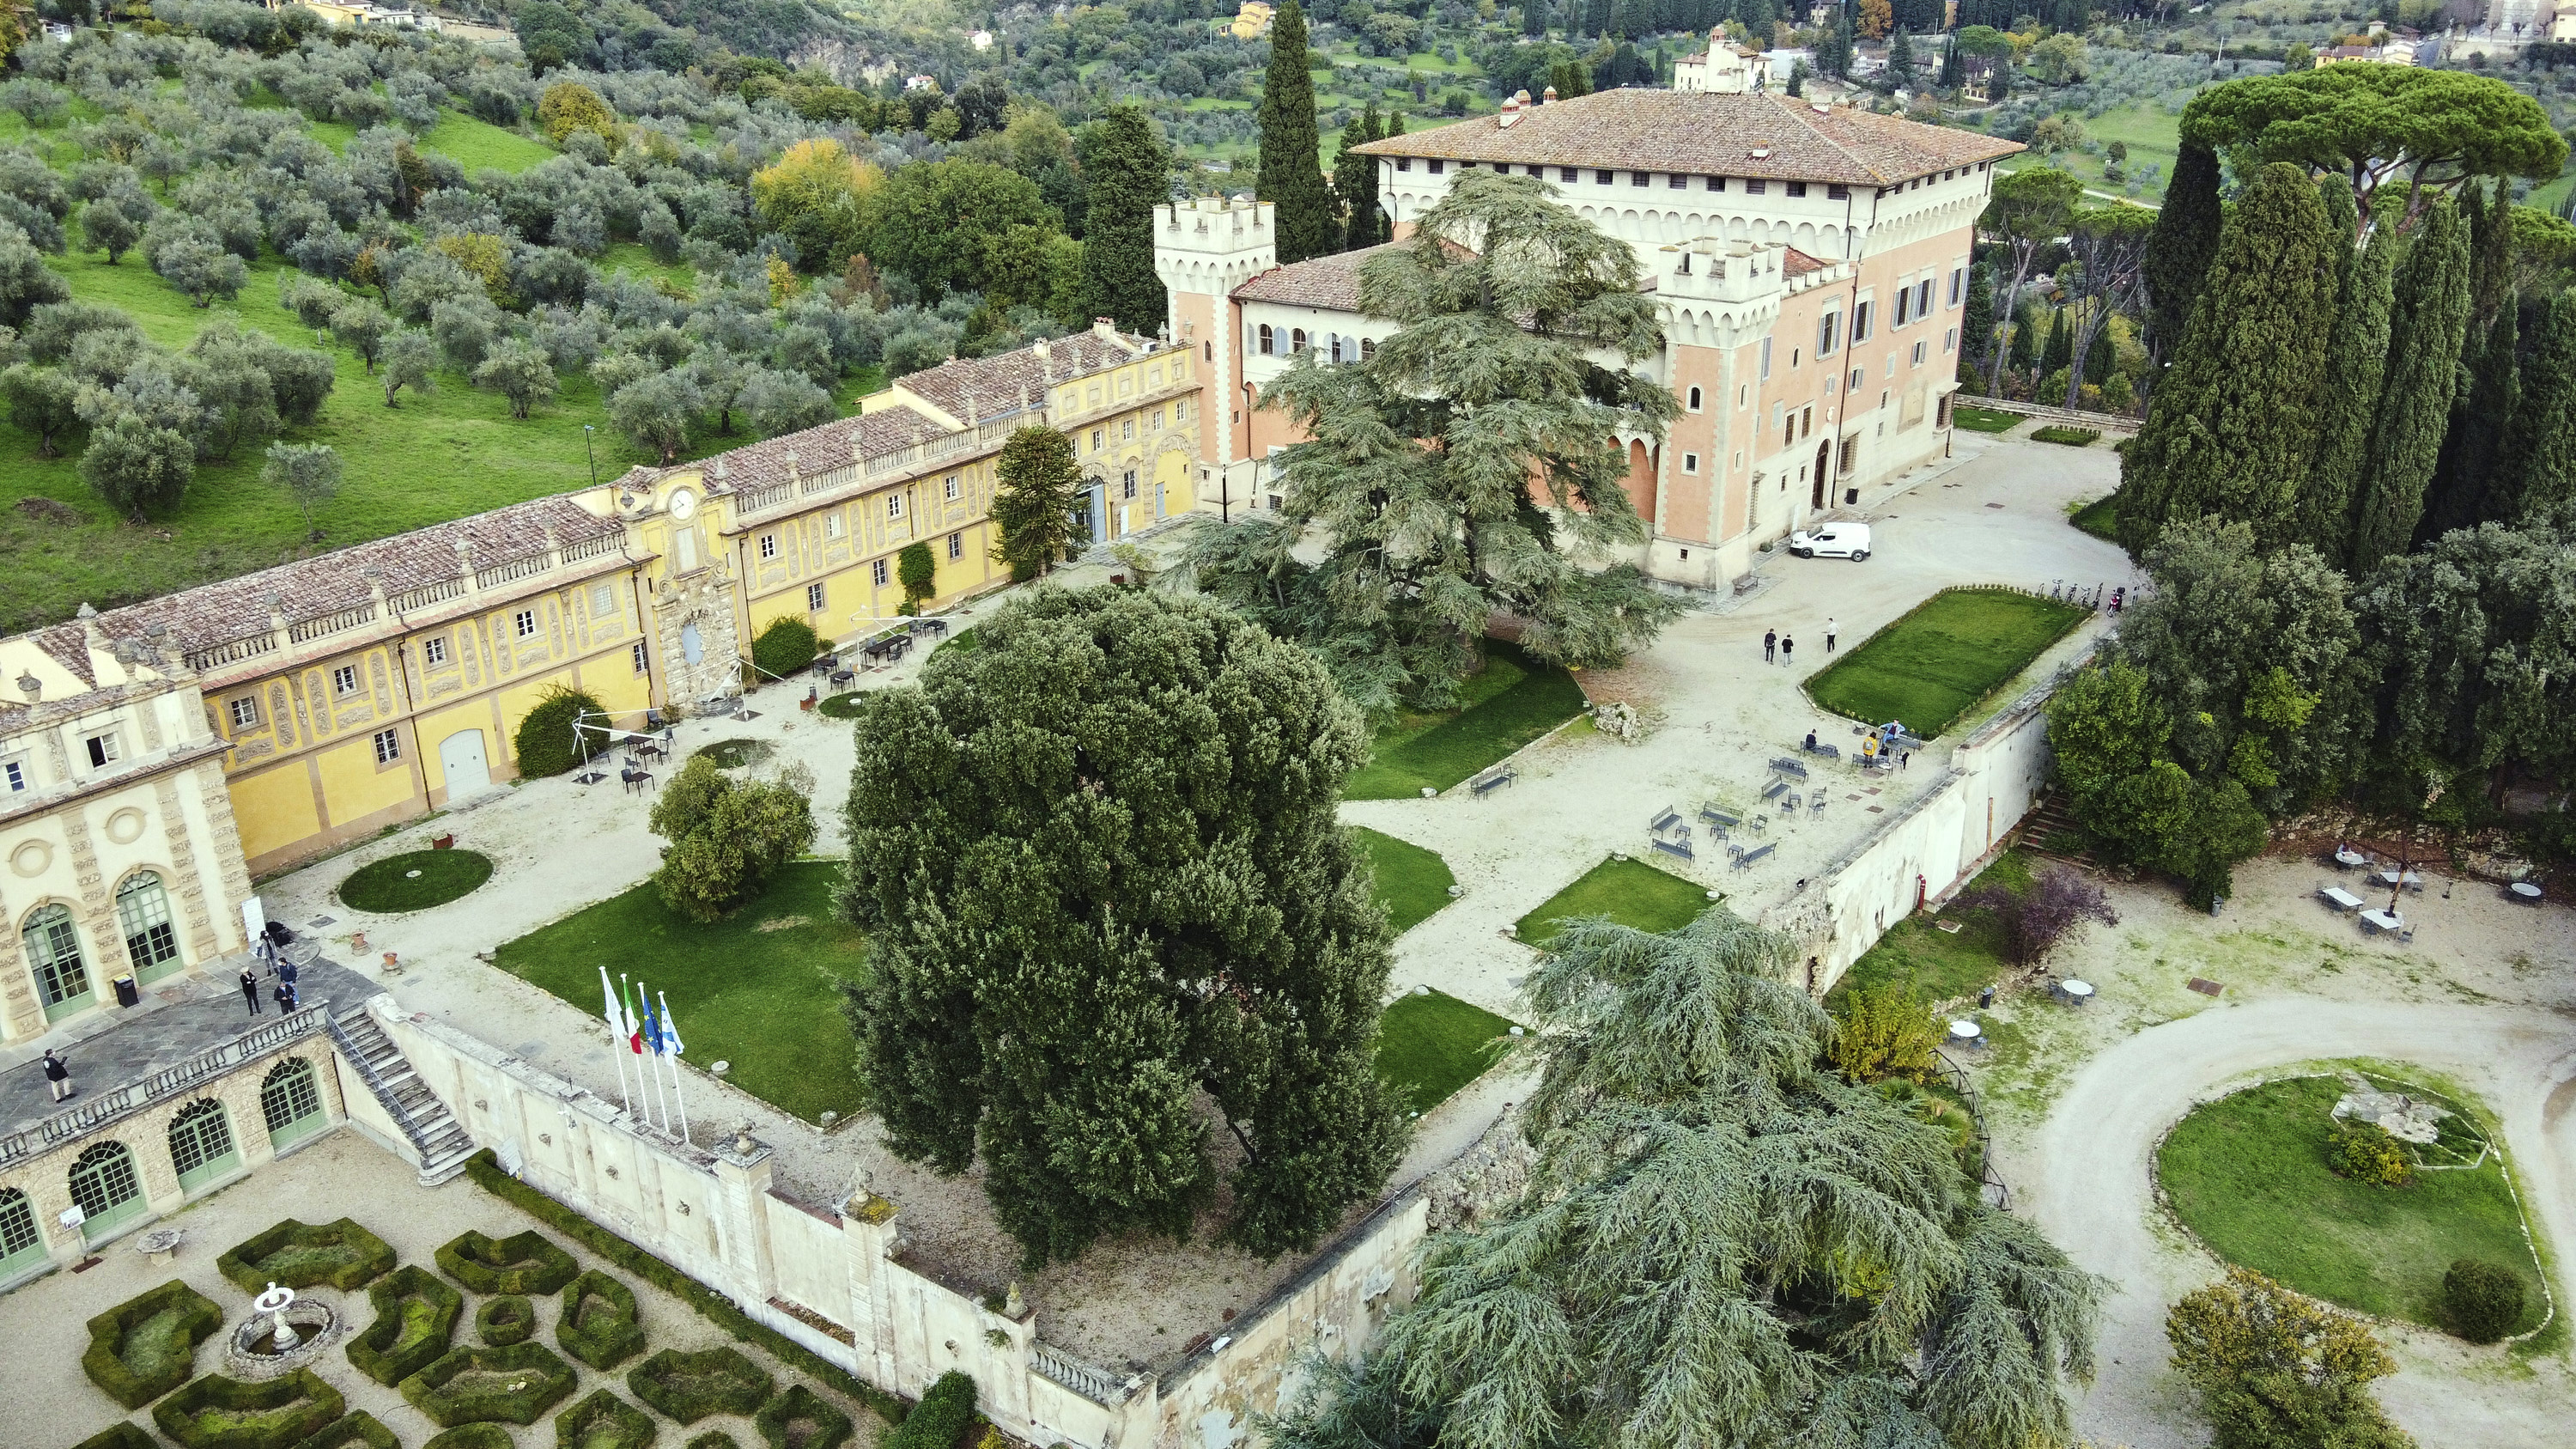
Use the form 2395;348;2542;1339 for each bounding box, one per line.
709;1131;779;1311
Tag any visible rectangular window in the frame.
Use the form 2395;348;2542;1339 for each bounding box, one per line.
1912;340;1927;366
944;474;962;501
1121;418;1135;441
513;609;537;639
1682;452;1699;473
1819;312;1841;356
825;513;843;539
887;493;905;520
1151;408;1164;430
807;581;827;611
86;732;118;768
1395;156;1412;172
758;533;779;560
1772;401;1784;436
1759;337;1772;380
872;558;890;587
424;636;447;666
1667;172;1688;189
1827;183;1850;200
228;697;260;731
372;728;400;764
631;641;649;673
947;531;963;560
1595;168;1613;184
1091;429;1103;451
1852;301;1873;343
1801;405;1813;437
1786;181;1808;198
1630;171;1649;187
1948;267;1965;307
3;759;21;792
1559;167;1577;181
331;665;358;696
1426;159;1444;174
590;582;615;618
1895;288;1911;327
1174;399;1188;422
1121;470;1138;499
1704;174;1726;192
1945;326;1958;354
1852;367;1866;391
1745;178;1766;194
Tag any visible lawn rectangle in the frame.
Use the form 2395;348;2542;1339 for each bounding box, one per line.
1827;850;2032;1008
1343;641;1589;800
1803;588;2089;738
2158;1073;2547;1335
1513;856;1714;948
1376;989;1516;1113
492;861;867;1122
1353;826;1455;936
1952;404;2021;434
2069;493;2119;542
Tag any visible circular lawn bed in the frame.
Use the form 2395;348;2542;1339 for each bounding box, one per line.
817;692;863;719
338;849;494;913
2158;1071;2547;1336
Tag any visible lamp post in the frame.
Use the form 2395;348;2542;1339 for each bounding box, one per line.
583;423;598;488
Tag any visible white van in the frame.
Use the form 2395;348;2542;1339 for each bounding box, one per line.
1788;523;1873;561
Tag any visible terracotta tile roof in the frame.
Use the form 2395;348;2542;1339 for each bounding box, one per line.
683;409;947;494
1230;241;1406;310
31;625;95;688
1352;89;2021;186
1782;247;1830;277
86;496;623;658
896;328;1152;423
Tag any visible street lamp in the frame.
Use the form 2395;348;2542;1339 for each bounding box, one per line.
583;423;598;488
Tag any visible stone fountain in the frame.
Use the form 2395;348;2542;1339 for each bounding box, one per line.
226;1280;343;1380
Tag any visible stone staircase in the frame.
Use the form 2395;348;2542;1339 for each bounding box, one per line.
327;1010;476;1184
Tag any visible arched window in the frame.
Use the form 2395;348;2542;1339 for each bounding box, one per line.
1686;386;1704;411
262;1058;329;1151
116;872;180;980
1204;340;1213;362
67;1141;144;1242
22;904;92;1023
1257;323;1274;355
0;1186;42;1277
169;1099;239;1193
1291;328;1308;353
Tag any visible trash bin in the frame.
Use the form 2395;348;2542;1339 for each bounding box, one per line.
112;974;140;1008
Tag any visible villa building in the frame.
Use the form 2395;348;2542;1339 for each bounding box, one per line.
1158;82;2016;592
0;325;1196;1040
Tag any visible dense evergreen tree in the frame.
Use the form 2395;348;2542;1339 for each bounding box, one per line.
2495;289;2576;523
1256;0;1334;265
2039;307;2072;377
1962;263;1996;368
839;588;1404;1268
1940;36;1965;89
2349;197;2473;570
2142;143;2222;371
2300;229;2396;569
1182;172;1681;714
1888;28;1916;86
2418;298;2517;546
1078;105;1173;336
2119;165;2339;553
1523;0;1550;35
988;425;1089;581
1334;106;1387;253
1263;906;2101;1449
2355;514;2576;791
1980;167;2083;395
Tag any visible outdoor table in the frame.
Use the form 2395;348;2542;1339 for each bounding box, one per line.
2318;886;2364;912
2060;979;2094;1004
2333;849;2369;868
830;669;855;688
2509;881;2543;903
2359;908;2403;935
911;618;950;638
2373;869;2423;888
1947;1019;1984;1049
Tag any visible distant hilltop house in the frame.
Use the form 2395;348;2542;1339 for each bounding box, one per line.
2313;37;2421;64
903;73;940;92
969;27;993;50
1673;29;1771;94
262;0;517;46
1230;1;1273;40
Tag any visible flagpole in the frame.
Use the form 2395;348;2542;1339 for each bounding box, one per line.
659;990;690;1146
625;973;664;1134
641;982;671;1134
598;966;631;1117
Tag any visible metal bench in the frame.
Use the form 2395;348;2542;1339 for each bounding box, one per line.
1804;741;1842;760
1769;757;1810;780
1650;836;1693;861
1733;843;1775;870
1650;808;1682;834
1761;778;1789;801
1699;807;1741;829
1470;766;1516;796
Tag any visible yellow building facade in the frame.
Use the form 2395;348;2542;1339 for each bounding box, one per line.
0;325;1202;1038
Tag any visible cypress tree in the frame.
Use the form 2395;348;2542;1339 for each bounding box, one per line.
1078;104;1173;335
2117;164;2338;554
2416;298;2516;546
2085;314;2114;387
1939;38;1964;89
2348;197;2474;571
2494;289;2576;523
1256;0;1334;265
1889;28;1915;86
2299;229;2395;569
1334;105;1385;252
2040;307;2072;377
1962;264;1996;367
1523;0;1549;34
2316;174;2359;288
2142;143;2223;368
2008;301;2038;376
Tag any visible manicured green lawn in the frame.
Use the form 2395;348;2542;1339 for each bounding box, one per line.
1952;404;2020;434
1353;826;1455;935
2070;493;2120;542
1998;100;2184;198
493;861;870;1123
1803;588;2090;738
310;108;555;173
1376;989;1516;1113
1513;856;1714;948
1827;850;2032;1007
1342;642;1589;800
2160;1073;2548;1336
337;849;495;914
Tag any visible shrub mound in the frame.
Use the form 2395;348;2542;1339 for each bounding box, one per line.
84;1280;224;1409
289;1410;398;1449
876;1371;973;1449
751;617;823;684
2328;1121;2415;1187
348;1263;464;1385
218;1218;396;1294
2445;1258;2526;1343
629;1346;775;1424
557;1269;647;1371
685;1435;740;1449
399;1342;579;1427
73;1425;159;1449
477;1294;536;1345
421;1428;515;1449
338;850;495;914
153;1369;347;1449
435;1229;578;1295
753;1385;856;1449
2031;424;2102;447
556;1388;658;1449
514;685;610;779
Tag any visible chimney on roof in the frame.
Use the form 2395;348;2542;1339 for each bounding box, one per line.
1093;317;1119;342
783;448;801;484
363;565;388;618
1498;92;1525;127
850;429;866;466
13;673;37;703
1542;84;1558;103
455;537;477;594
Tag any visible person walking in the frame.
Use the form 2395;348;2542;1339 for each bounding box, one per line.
240;968;262;1016
1900;750;1911;771
41;1049;71;1103
1764;629;1777;663
1782;635;1795;667
1826;618;1838;654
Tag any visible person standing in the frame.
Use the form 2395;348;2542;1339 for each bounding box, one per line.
240;968;262;1016
1826;618;1838;654
272;979;294;1015
1900;750;1911;770
41;1049;71;1102
1782;635;1795;667
1764;629;1777;663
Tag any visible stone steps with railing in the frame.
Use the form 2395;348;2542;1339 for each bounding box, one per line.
325;1011;475;1184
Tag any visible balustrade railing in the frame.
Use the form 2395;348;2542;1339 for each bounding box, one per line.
1031;1342;1124;1404
288;602;379;643
389;577;465;612
473;553;552;591
183;632;280;673
0;1008;326;1167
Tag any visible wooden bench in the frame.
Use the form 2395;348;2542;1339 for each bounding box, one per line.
1733;843;1775;870
1470;766;1516;796
1650;836;1693;862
